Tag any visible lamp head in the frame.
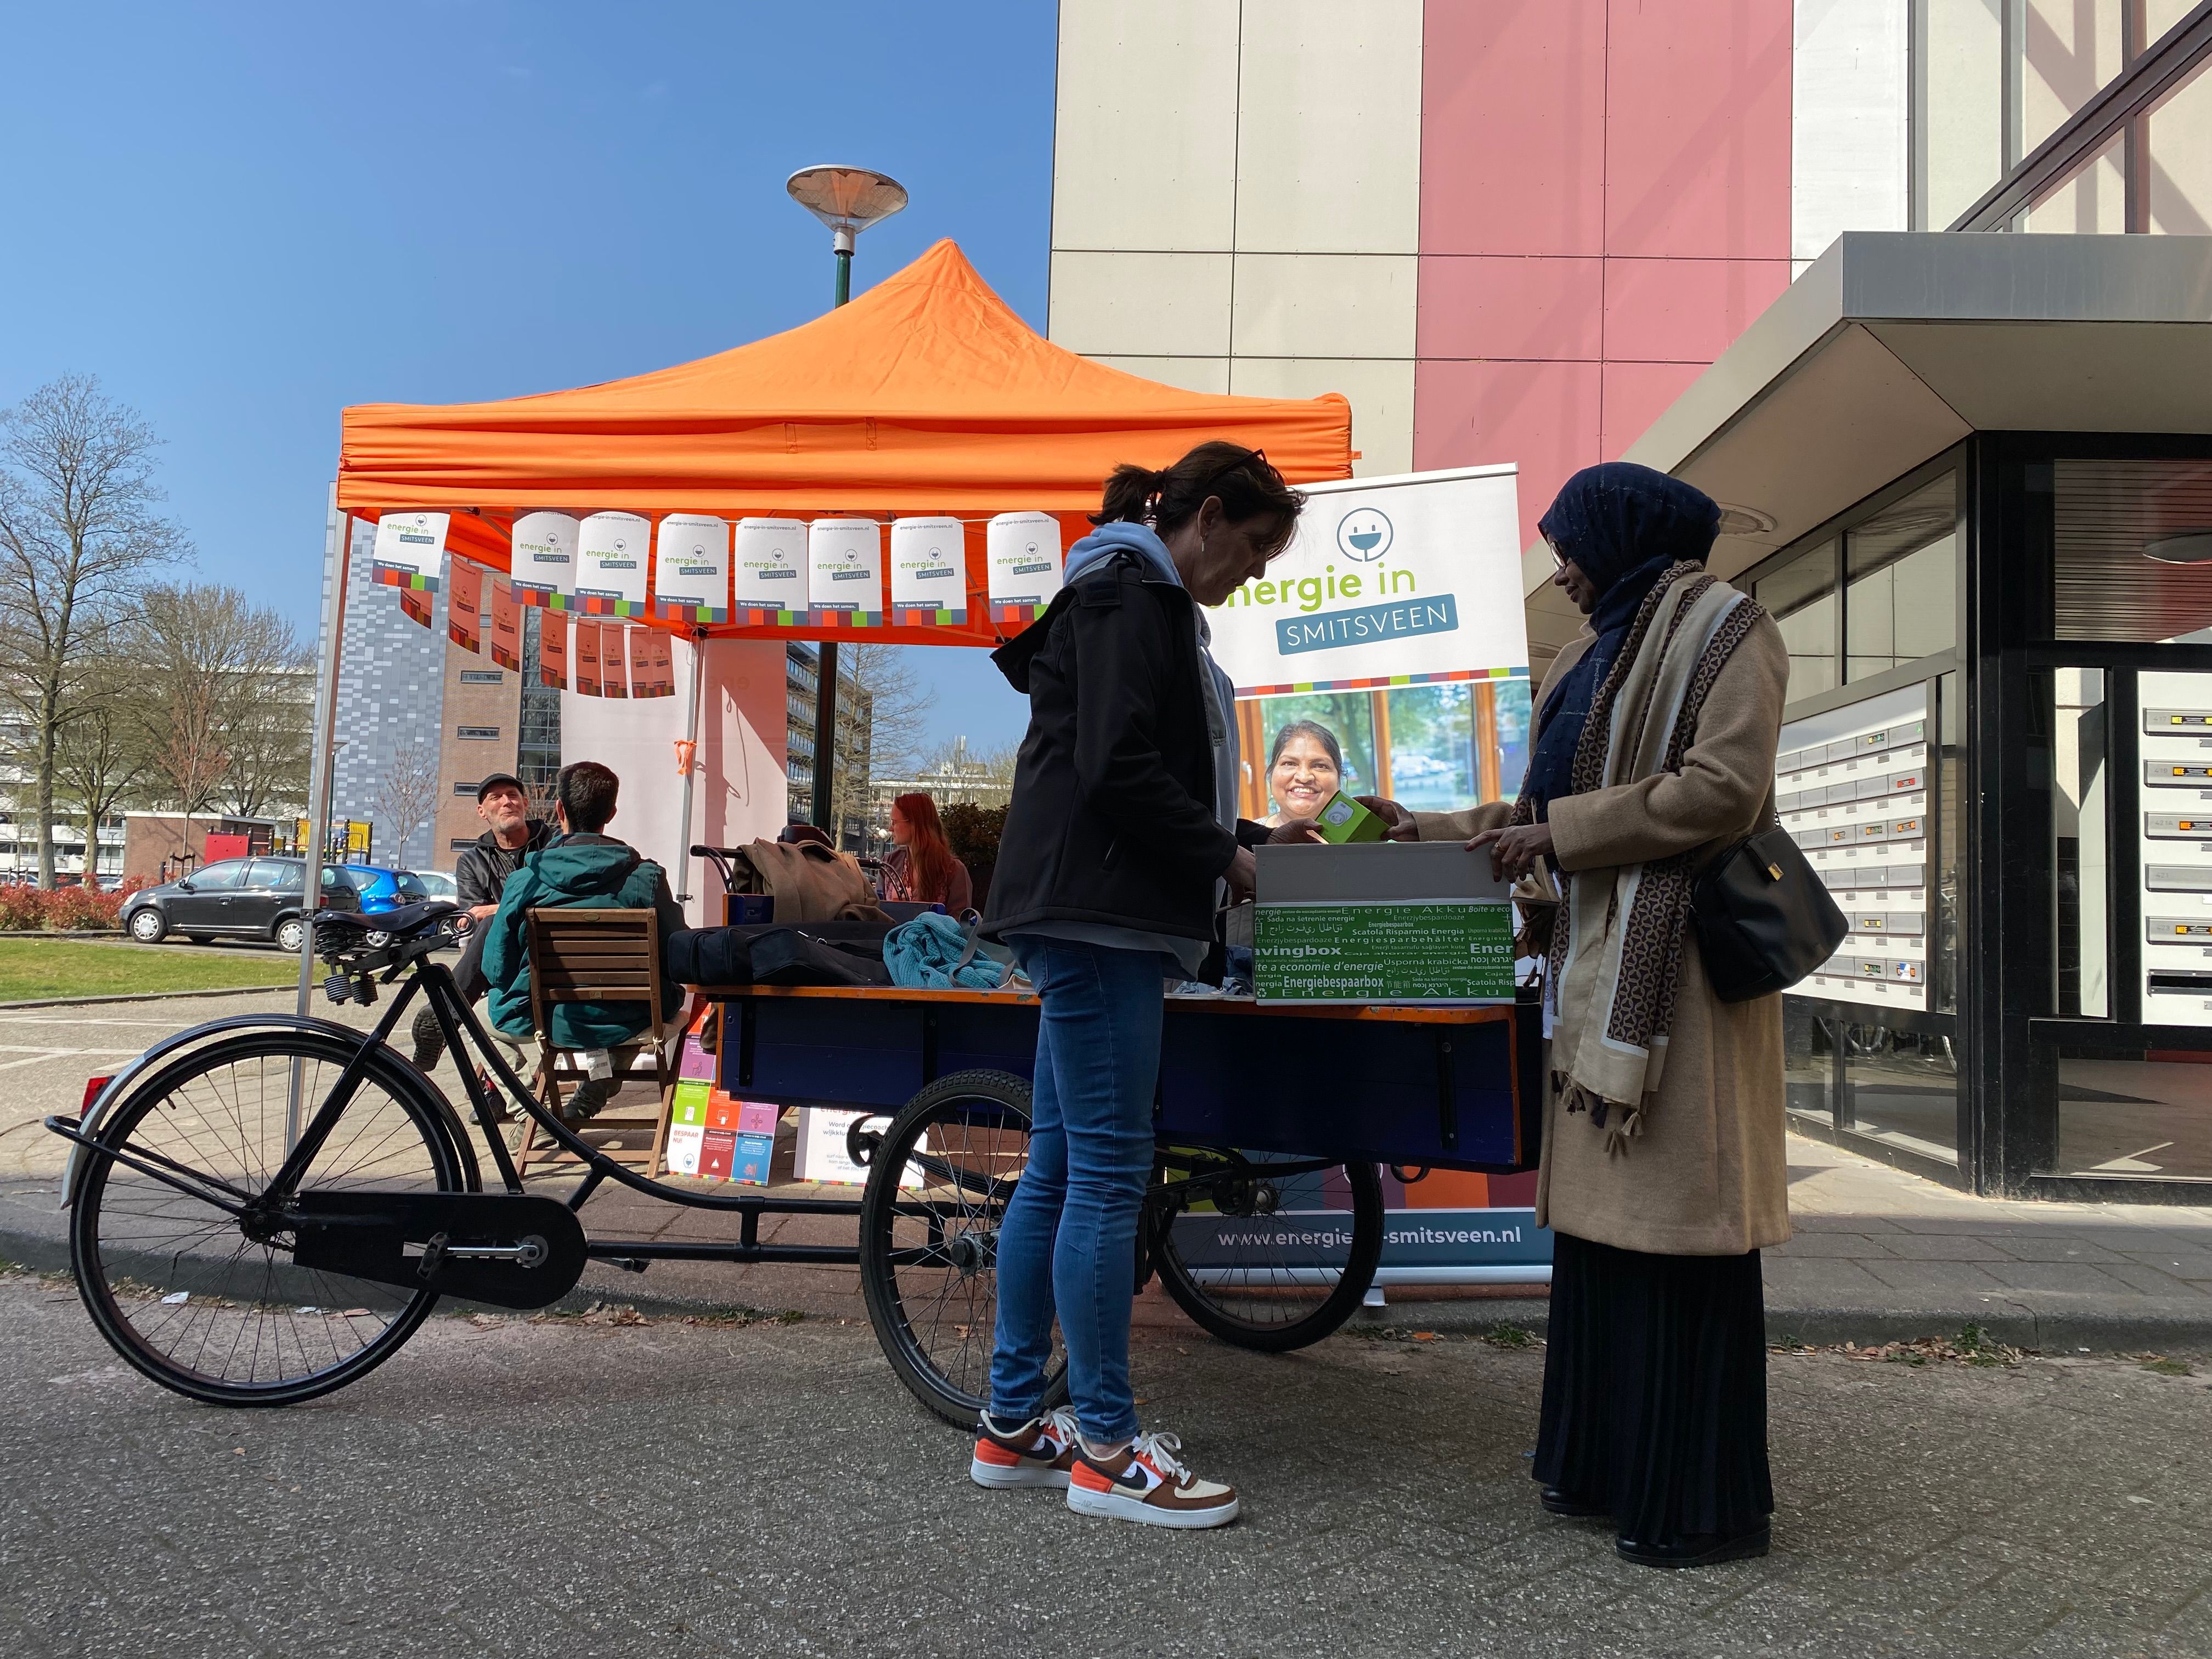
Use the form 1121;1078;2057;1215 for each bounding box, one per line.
786;166;908;247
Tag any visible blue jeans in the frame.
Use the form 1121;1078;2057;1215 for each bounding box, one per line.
989;938;1166;1442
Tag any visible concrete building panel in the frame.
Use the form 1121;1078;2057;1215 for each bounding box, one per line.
1601;256;1795;363
1602;0;1794;259
1047;250;1233;357
1233;0;1423;255
1228;253;1419;360
1418;0;1610;257
1051;0;1241;251
1229;356;1415;478
1085;354;1233;393
1792;0;1910;263
1414;359;1602;535
1417;255;1606;363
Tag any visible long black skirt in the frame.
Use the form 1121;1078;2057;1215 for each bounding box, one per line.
1533;1229;1773;1544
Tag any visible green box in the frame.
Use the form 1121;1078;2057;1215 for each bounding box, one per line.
673;1079;710;1126
1254;900;1515;1003
1312;791;1385;844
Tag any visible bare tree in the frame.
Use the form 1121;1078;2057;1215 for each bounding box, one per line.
127;584;307;860
0;376;188;885
52;650;156;882
822;643;933;839
372;737;441;871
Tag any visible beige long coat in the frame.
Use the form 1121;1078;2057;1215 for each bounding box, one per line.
1416;608;1792;1256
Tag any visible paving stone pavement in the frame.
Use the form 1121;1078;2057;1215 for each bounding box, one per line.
2;1272;2209;1658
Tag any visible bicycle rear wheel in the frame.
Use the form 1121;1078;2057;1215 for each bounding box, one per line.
858;1070;1069;1427
71;1028;467;1406
1151;1148;1383;1352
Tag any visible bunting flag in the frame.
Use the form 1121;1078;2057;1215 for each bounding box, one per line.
653;514;731;624
808;517;884;627
371;511;448;592
489;578;522;671
601;624;630;699
538;608;568;690
890;516;969;627
574;619;603;696
511;510;578;609
987;511;1064;625
398;585;434;629
575;511;652;617
447;560;483;653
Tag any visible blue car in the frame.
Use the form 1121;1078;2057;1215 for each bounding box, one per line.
340;866;432;915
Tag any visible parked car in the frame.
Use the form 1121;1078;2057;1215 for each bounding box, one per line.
121;857;368;952
347;866;433;915
409;869;458;902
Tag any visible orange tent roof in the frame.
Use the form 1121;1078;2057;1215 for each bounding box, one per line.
338;240;1351;645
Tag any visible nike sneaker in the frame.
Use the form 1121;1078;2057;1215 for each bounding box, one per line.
970;1407;1081;1490
1066;1430;1239;1529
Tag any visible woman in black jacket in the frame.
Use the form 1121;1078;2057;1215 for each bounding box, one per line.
972;443;1302;1530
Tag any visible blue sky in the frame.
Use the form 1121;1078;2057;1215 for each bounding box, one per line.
0;2;1052;754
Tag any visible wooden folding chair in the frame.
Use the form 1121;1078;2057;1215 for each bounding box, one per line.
509;907;677;1180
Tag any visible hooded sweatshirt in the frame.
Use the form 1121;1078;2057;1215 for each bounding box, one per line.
1019;520;1241;975
479;832;688;1048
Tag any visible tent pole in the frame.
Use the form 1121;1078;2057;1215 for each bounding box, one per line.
675;629;704;907
290;484;351;1146
811;641;839;843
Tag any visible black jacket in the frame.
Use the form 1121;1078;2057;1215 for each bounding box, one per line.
455;819;556;909
983;550;1259;950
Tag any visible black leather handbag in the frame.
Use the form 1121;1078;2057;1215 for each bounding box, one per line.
1691;825;1849;1003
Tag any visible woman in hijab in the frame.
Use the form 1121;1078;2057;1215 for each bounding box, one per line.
1448;462;1792;1568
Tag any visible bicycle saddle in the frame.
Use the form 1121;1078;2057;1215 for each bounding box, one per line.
316;900;464;939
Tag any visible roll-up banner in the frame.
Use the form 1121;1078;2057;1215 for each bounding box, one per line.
574;619;602;696
808;518;883;627
1197;465;1550;1294
488;579;522;671
510;510;578;609
371;511;448;592
889;516;968;626
574;511;651;617
601;624;629;699
447;561;483;653
654;514;730;624
538;608;568;690
731;517;808;624
986;511;1063;625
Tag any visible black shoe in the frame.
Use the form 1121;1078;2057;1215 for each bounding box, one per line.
1539;1487;1610;1519
1616;1523;1771;1569
409;1007;445;1073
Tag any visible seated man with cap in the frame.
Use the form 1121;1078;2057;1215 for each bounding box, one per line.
410;771;555;1073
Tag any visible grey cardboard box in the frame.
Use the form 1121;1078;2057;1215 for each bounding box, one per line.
1254;840;1513;904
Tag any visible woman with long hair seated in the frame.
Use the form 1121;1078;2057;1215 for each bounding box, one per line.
879;791;973;914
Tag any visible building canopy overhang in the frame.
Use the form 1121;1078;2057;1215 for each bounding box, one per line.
1522;232;2212;662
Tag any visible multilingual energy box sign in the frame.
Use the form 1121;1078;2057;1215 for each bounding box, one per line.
1205;466;1525;698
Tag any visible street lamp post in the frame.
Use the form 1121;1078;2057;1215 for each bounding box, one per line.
784;165;906;844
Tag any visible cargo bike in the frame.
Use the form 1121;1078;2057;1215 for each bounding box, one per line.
43;896;1537;1425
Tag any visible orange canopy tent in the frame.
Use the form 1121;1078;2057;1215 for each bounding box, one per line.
336;238;1352;650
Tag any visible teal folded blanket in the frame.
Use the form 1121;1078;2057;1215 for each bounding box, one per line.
885;912;1008;990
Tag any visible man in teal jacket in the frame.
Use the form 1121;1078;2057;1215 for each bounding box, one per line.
480;760;689;1122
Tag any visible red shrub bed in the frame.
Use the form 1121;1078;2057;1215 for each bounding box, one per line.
0;877;150;932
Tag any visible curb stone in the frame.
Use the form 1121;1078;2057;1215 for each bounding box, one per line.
0;983;297;1011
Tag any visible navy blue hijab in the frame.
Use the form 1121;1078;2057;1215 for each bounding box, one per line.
1522;464;1722;819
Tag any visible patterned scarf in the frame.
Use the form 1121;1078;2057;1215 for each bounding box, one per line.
1509;563;1766;1148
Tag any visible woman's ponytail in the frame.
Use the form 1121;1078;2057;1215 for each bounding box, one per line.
1092;463;1166;526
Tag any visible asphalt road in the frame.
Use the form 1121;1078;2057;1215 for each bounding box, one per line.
3;1274;2209;1659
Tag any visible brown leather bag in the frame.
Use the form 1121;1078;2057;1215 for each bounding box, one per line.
729;839;889;924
